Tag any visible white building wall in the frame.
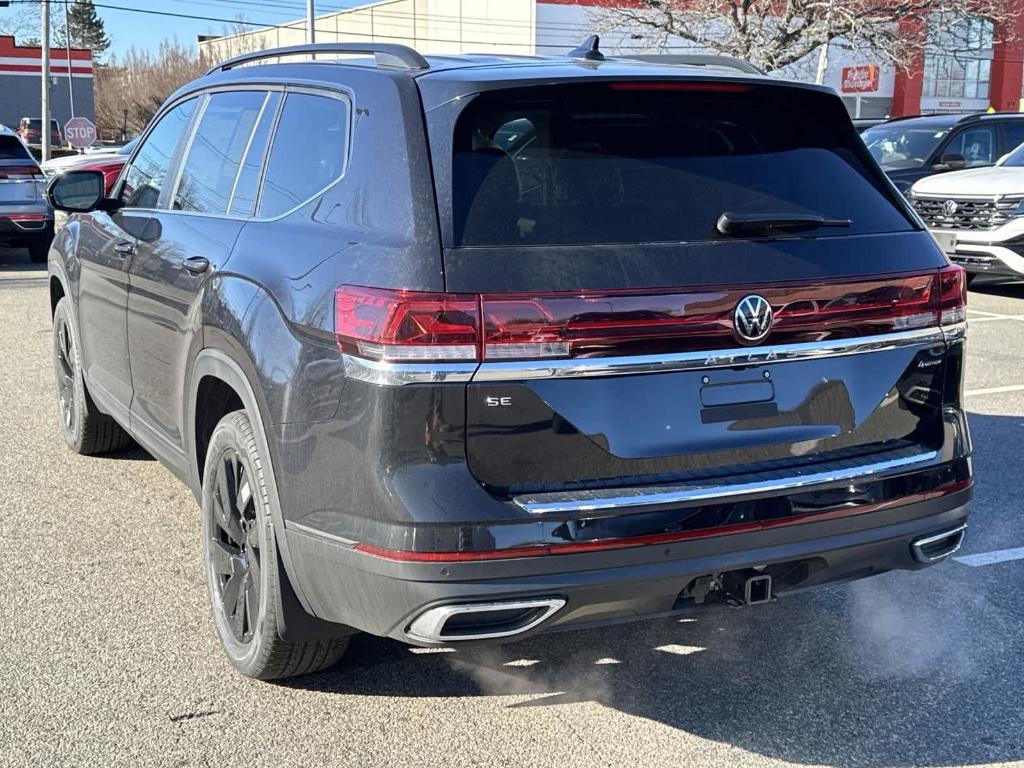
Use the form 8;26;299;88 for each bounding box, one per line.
200;0;535;62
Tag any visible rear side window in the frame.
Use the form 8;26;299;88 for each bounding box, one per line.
0;136;31;160
121;98;198;209
258;92;348;218
173;90;267;215
450;83;913;247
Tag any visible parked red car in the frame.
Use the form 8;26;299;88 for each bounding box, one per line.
18;117;63;148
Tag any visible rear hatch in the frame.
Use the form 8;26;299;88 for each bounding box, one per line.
0;135;46;208
427;78;959;493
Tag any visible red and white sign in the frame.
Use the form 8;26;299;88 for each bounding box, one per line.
840;65;880;93
64;117;97;148
0;35;93;78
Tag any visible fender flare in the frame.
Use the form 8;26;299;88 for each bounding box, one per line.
187;348;318;618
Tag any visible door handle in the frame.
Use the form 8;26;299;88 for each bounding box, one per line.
181;256;210;275
113;241;135;256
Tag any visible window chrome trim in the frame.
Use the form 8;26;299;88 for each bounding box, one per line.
342;354;478;386
514;450;942;515
472;326;947;382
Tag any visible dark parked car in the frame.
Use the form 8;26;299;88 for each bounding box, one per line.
863;112;1024;192
44;40;972;680
0;126;53;262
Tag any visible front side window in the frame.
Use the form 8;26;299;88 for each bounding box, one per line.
450;83;913;248
258;92;348;218
173;90;268;215
945;126;996;167
121;98;198;210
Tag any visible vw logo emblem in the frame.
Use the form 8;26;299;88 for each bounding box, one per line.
942;199;959;216
733;295;773;345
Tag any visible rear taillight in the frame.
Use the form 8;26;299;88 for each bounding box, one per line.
334;286;480;362
0;165;44;180
335;270;965;364
937;264;967;326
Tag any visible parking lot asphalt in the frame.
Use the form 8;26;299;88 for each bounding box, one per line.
2;245;1024;768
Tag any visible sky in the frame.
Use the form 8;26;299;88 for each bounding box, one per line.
96;0;362;58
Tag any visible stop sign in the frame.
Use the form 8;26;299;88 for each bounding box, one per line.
64;117;97;149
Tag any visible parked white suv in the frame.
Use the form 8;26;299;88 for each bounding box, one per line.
909;142;1024;283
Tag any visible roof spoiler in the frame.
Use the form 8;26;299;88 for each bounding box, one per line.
206;42;429;75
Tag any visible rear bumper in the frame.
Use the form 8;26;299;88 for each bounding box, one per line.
0;217;53;246
284;487;970;645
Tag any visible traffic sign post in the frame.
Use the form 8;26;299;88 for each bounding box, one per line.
64;117;97;150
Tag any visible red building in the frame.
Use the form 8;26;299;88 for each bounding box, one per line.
0;36;95;134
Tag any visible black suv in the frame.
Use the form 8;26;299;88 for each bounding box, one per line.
862;112;1024;192
45;41;972;680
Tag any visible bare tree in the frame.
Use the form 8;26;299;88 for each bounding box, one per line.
595;0;1022;73
0;5;39;44
94;40;211;140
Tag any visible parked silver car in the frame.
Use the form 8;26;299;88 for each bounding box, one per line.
0;125;52;263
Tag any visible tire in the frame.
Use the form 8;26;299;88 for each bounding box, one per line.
28;241;49;263
202;410;349;680
965;273;978;287
52;297;134;455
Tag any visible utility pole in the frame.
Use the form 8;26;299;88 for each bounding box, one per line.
64;0;75;120
41;0;51;162
307;0;315;44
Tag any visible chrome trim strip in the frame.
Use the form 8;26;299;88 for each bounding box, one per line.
287;520;357;547
473;326;946;382
514;450;942;515
910;523;967;563
942;320;967;343
342;353;478;386
406;598;566;644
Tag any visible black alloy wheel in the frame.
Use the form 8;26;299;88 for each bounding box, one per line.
54;313;77;436
209;447;262;644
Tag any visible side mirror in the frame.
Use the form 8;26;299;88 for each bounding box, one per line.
45;170;117;213
934;153;967;171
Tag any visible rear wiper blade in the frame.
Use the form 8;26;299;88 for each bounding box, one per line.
716;212;853;236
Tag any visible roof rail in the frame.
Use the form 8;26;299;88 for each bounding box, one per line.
207;42;429;75
627;54;765;76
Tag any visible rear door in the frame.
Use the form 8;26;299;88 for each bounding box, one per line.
429;80;953;492
125;88;276;459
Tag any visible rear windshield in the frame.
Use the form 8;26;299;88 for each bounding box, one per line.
450;82;913;247
0;136;30;160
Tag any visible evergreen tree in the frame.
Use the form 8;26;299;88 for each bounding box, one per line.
55;0;110;58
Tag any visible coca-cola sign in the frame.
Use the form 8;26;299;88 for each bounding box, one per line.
841;65;879;93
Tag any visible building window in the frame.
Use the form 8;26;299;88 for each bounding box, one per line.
922;15;993;101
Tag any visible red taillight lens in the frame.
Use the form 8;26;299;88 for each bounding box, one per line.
937;264;967;326
5;213;48;221
337;271;962;364
335;286;480;362
0;165;44;180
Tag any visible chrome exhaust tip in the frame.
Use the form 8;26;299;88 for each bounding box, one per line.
911;523;967;563
406;598;566;643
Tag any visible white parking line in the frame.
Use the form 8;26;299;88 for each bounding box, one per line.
967;309;1024;320
964;384;1024;397
954;547;1024;567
